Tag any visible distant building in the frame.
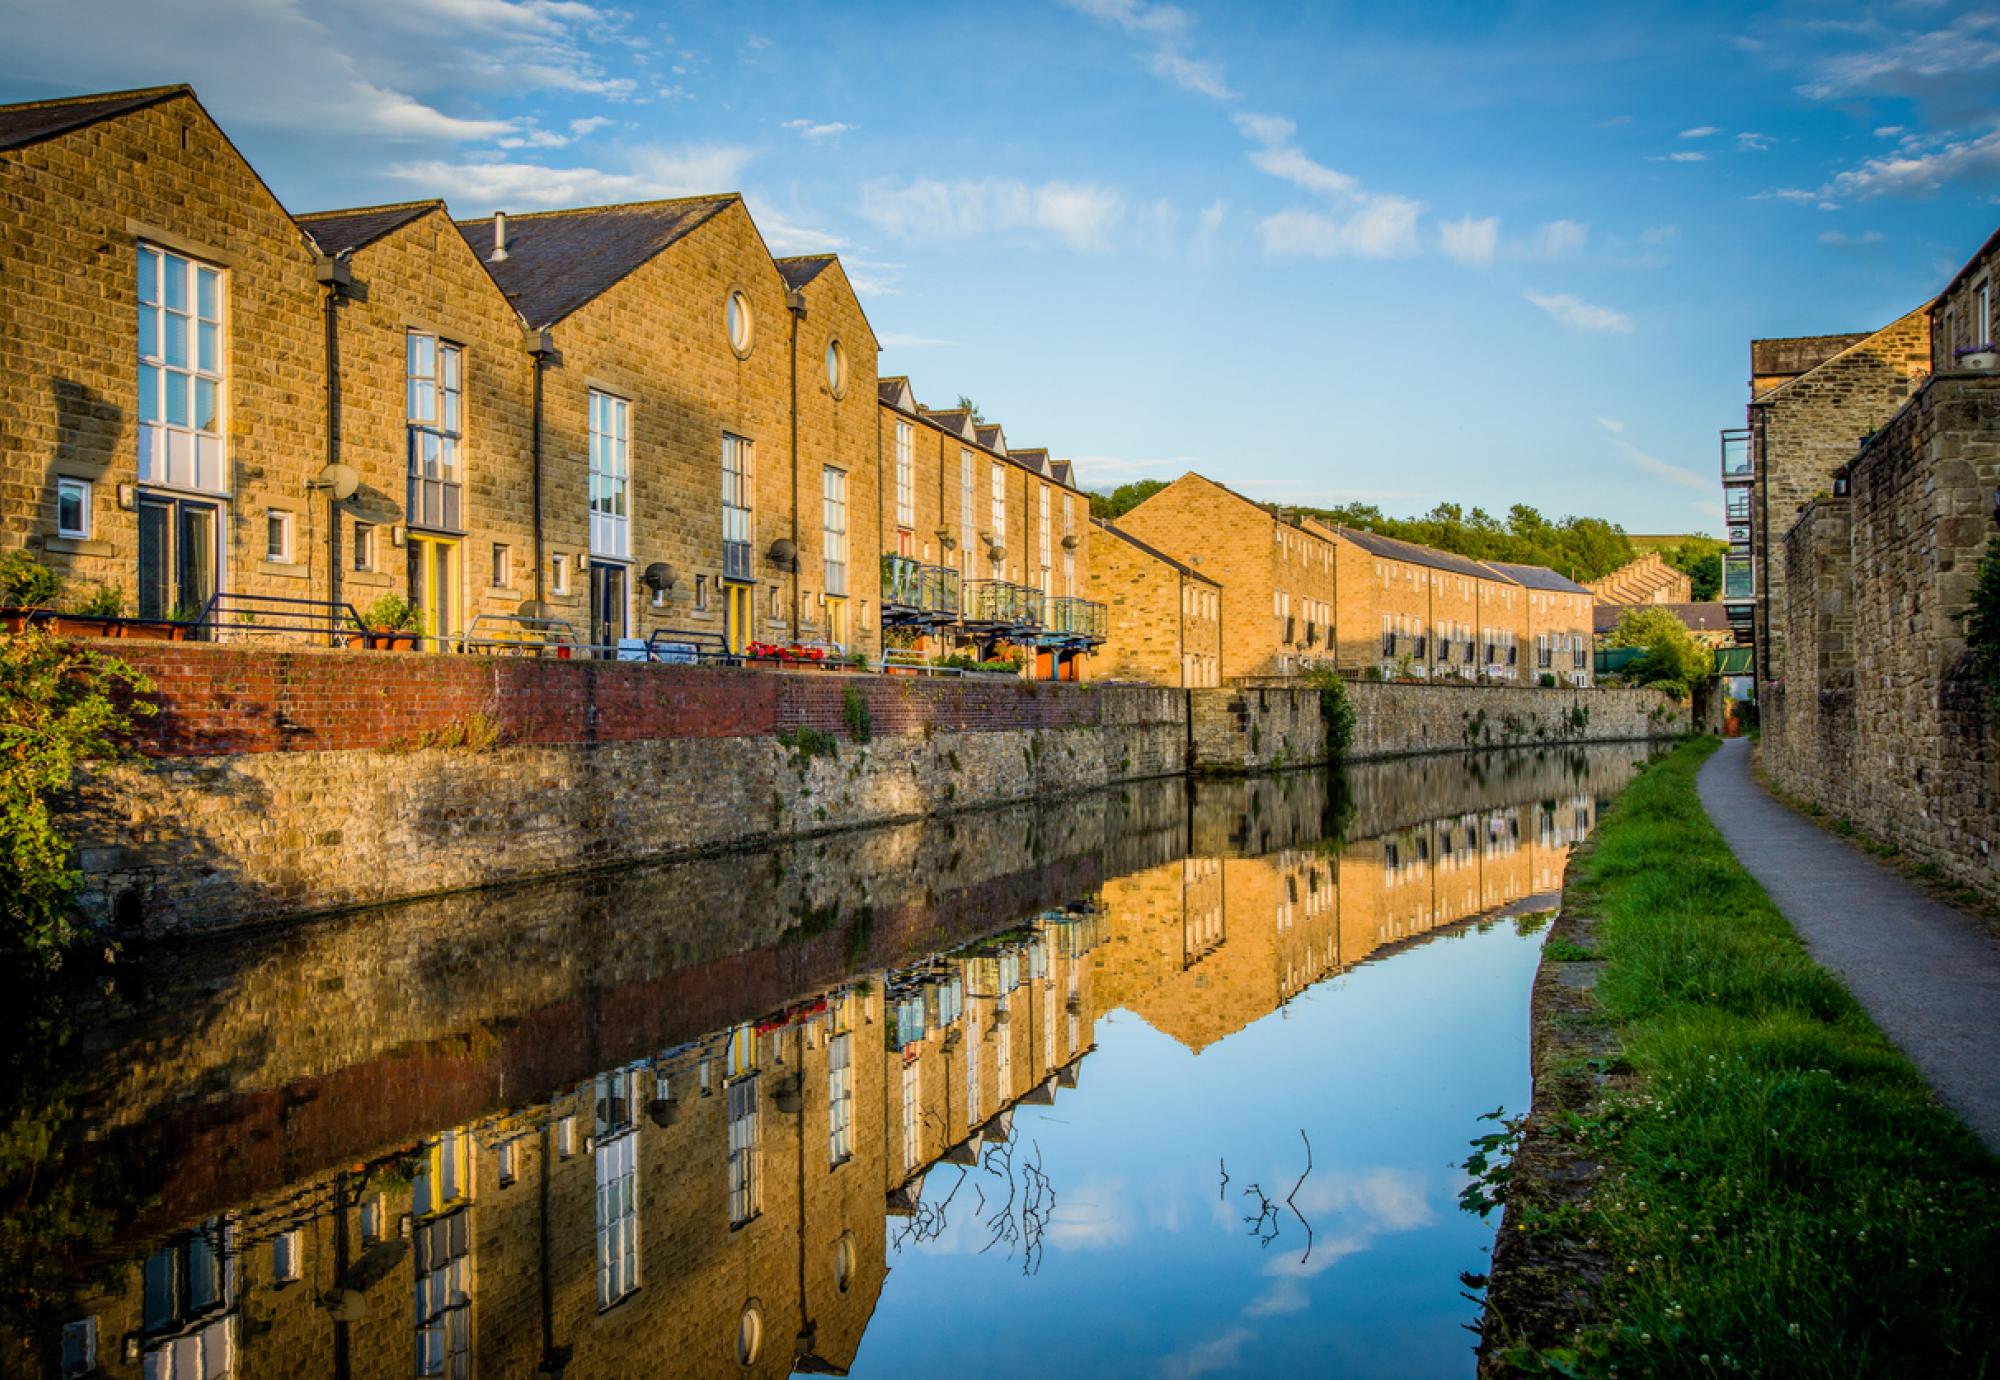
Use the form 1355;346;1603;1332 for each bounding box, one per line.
1482;561;1596;688
1593;601;1736;649
1305;520;1525;681
1588;552;1691;606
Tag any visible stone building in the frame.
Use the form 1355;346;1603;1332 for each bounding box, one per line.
1719;308;1932;685
1483;561;1595;688
1308;520;1523;681
1929;226;1997;374
1587;551;1690;606
1592;600;1735;649
875;376;1100;677
1117;472;1337;681
1089;517;1222;686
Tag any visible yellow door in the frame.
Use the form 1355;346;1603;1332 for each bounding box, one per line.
826;596;848;651
407;535;460;648
724;581;752;654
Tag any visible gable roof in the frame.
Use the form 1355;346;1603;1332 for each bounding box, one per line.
975;423;1007;455
1049;459;1074;486
455;195;739;329
1307;520;1496;582
879;375;917;412
1482;560;1592;594
0;84;188;152
1092;519;1218;583
299;201;443;257
775;254;835;290
1750;302;1933;407
1009;446;1050;474
918;406;978;441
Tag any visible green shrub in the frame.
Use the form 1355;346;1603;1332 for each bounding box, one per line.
70;584;125;618
1964;535;2000;707
1538;671;1558;688
777;725;838;762
1;626;156;965
1300;666;1356;760
841;683;872;742
0;551;63;609
359;593;418;632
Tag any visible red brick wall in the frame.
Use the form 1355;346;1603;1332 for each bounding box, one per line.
97;641;1119;757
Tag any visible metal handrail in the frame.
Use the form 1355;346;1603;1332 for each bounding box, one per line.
462;612;580;657
194;592;366;644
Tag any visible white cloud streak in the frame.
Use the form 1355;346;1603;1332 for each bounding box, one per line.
390;142;753;209
1439;214;1499;267
1679;125;1720;138
782;118;856;141
858;176;1126;251
1525;290;1634;334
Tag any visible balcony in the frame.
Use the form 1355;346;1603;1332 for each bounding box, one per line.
963;579;1042;630
1720;427;1752;484
881;555;960;623
1722;553;1755;602
1041;596;1107;645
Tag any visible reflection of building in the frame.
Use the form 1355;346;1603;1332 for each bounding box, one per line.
56;916;1106;1380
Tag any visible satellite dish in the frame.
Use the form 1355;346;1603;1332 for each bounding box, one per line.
641;561;676;593
314;463;360;502
767;538;798;570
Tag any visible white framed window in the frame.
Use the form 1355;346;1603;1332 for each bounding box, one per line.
694;573;708;611
960;449;975;580
352;522;376;572
826;338;847;397
551;551;570;597
900;1058;921;1174
497;1141;517;1186
595;1129;640;1308
137;244;226;494
491;543;511;589
558;1114;576;1159
722;433;753;564
990;463;1007;552
407;333;464;532
266;510;293;563
56;477;91;539
727;1076;761;1225
589;390;631;559
727;289;754;356
822;467;848;597
895;422;915;530
827;1030;854;1165
1038;486;1052;594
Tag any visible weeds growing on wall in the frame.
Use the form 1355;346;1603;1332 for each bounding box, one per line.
1963;535;2000;708
1;626;155;966
1300;666;1356;760
842;683;873;743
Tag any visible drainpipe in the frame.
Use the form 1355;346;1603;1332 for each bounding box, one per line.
314;253;354;631
788;289;807;631
526;327;559;609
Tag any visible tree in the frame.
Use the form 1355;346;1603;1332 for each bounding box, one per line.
1662;536;1726;601
1090;479;1168;520
954;395;988;425
1604;606;1714;686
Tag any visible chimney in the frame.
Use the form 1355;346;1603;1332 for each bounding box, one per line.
489;211;508;262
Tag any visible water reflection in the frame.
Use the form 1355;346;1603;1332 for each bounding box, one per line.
3;746;1649;1379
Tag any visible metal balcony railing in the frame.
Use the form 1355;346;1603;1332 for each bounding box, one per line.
964;579;1041;629
1042;596;1106;643
1720;427;1753;482
881;555;961;623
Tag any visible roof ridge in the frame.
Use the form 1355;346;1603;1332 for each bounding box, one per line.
1753;302;1934;404
774;251;837;263
0;83;189;114
299;198;446;220
452;192;738;225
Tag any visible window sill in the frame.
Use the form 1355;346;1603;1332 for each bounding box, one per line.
42;535;113;558
346;570;393;589
258;560;309;580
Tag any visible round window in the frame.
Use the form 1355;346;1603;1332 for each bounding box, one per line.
826;339;846;398
737;1303;763;1366
834;1233;856;1293
726;290;754;357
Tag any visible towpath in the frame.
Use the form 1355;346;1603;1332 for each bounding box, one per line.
1697;737;2000;1152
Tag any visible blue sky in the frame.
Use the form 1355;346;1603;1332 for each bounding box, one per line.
4;0;1996;535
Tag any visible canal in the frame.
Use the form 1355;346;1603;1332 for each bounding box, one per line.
2;745;1654;1379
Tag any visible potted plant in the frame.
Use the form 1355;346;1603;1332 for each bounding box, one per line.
0;551;63;630
357;593;421;650
1955;341;1998;371
46;583;127;638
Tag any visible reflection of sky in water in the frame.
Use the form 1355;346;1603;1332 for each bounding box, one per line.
853;921;1541;1379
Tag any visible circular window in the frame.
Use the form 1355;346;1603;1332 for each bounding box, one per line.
834;1233;856;1293
726;289;754;357
826;339;847;398
737;1302;763;1366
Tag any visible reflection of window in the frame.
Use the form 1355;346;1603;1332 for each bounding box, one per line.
60;1318;96;1380
141;1219;233;1380
413;1131;471;1218
828;1030;854;1165
727;1077;761;1226
414;1208;471;1378
965;1003;982;1125
900;1059;921;1174
271;1231;301;1284
595;1129;640;1308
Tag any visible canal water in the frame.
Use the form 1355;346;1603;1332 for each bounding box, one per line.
1;745;1652;1380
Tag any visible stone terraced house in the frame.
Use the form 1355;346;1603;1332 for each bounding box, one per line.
1089;517;1222;686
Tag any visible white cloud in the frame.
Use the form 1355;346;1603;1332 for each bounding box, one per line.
1818;228;1885;247
1197;198;1229;235
1653;151;1709;163
568;115;613;137
1736;131;1773;152
858;176;1126;251
1525;290;1634;334
1603;430;1707;489
1438;214;1499;267
1595;416;1626;434
1532;218;1589;257
1679;125;1720;138
496;127;570;149
1874;125;1905;138
744;200;845;255
1060;0;1235;100
782;118;856;141
390;142;752;210
1260;199;1421;259
1750;187;1820;204
1640;223;1678;245
1796;11;2000;124
1248;145;1360;199
1231;111;1296;146
1828;126;2000;198
1161;1327;1255;1380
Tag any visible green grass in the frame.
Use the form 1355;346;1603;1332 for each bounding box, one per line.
1523;737;2000;1378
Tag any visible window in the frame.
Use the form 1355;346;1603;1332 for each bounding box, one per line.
694;574;708;611
414;1209;471;1378
1382;615;1394;657
965;1002;982;1125
60;1318;96;1380
551;551;570;597
558;1114;576;1159
990;463;1007;567
595;1129;640;1308
589;391;631;559
137;244;226;493
266;510;293;563
738;1305;763;1367
413;1131;471;1218
353;522;376;573
826;338;846;397
359;1195;384;1243
727;289;754;356
960;450;975;579
827;1029;854;1165
900;1059;921;1174
722;433;753;578
1038;486;1052;594
727;1076;761;1225
491;543;511;589
56;477;91;539
272;1230;301;1284
895;422;915;530
822;467;847;597
497;1142;517;1187
407;334;464;532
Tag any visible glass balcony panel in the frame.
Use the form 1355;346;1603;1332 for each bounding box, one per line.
1722;554;1754;600
1720;427;1752;480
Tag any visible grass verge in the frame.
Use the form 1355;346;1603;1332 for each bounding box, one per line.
1481;736;1999;1378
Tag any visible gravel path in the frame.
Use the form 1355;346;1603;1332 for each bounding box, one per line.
1697;737;2000;1152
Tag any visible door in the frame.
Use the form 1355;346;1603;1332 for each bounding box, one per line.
136;494;219;626
723;581;752;655
407;535;460;648
590;560;628;652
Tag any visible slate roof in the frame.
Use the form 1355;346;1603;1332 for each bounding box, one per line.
776;254;835;290
298;201;442;257
975;423;1007;452
0;85;188;152
455;196;738;329
1482;560;1593;594
1315;522;1496;582
1594;602;1733;635
1049;459;1074;486
919;406;974;435
1093;519;1218;582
